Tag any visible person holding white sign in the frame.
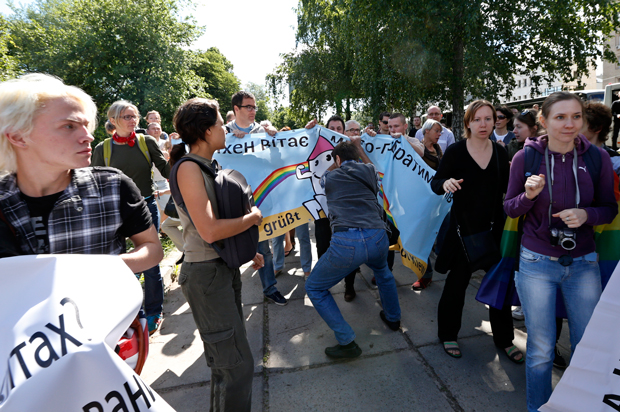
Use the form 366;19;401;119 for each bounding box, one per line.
504;92;618;412
0;74;162;272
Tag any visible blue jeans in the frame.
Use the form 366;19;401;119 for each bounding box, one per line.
258;240;277;295
272;224;312;273
305;228;401;345
515;246;601;412
143;197;164;316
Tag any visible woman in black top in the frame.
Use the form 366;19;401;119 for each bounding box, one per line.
430;100;519;362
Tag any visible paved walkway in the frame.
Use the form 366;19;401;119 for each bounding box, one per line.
145;224;568;411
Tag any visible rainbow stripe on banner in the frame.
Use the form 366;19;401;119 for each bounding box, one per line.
253;162;309;208
377;172;396;225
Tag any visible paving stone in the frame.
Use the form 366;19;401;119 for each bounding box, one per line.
417;330;562;412
268;351;454;412
143;284;264;390
399;279;492;346
267;289;409;369
158;375;264;412
240;264;266;306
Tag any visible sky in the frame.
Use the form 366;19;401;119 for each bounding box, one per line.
0;0;299;89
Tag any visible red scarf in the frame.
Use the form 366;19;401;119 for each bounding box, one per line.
112;131;136;147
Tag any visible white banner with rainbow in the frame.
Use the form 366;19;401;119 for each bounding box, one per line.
215;126;451;276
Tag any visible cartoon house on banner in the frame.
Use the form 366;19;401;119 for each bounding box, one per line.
296;133;335;220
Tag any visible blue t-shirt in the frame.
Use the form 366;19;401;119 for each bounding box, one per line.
236;124;253;134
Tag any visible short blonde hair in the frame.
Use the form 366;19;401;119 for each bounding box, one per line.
107;100;140;124
463;100;496;139
0;73;97;173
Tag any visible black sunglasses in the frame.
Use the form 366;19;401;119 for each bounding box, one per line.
381;120;388;125
497;115;507;120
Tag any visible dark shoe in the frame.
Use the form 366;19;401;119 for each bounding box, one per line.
412;278;432;291
553;346;567;369
380;310;400;331
266;291;288;306
511;307;525;321
501;345;525;364
325;341;362;359
443;341;462;358
371;276;376;285
344;283;356;302
175;253;185;265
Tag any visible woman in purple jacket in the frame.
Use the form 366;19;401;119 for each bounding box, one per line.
504;92;618;412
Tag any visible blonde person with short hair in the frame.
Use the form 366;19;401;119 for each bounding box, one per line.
0;74;162;274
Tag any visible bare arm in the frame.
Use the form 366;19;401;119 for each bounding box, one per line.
123;225;164;273
350;136;372;164
177;161;262;244
406;136;424;158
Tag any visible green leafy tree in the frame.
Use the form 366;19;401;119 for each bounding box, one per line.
0;16;19;81
192;47;241;115
8;0;205;141
271;106;299;130
273;0;620;139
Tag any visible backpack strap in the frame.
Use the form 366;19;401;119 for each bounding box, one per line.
523;145;542;178
169;156;219;221
136;133;151;166
103;134;152;169
103;138;112;167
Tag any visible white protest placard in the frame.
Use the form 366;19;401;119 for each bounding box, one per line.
0;255;175;412
541;262;620;412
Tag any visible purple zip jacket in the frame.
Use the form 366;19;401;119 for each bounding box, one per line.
504;134;618;258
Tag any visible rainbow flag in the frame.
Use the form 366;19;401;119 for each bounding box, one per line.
594;172;620;289
253;162;308;208
475;217;521;309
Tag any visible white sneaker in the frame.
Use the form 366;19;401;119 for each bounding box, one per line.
512;307;525;321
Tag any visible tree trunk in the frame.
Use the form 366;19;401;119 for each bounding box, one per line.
345;97;351;120
335;99;343;117
450;33;465;141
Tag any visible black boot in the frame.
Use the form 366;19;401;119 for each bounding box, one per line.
344;282;356;302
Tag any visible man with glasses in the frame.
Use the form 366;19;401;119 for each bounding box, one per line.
226;91;288;306
414;106;455;152
378;112;391;135
226;91;277;137
344;120;361;137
